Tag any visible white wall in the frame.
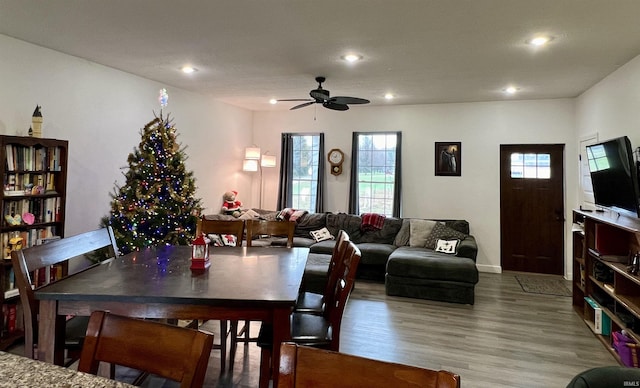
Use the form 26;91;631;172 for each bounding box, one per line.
254;99;578;274
0;34;254;236
576;54;640;149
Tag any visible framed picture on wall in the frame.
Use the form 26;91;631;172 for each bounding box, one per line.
435;142;461;176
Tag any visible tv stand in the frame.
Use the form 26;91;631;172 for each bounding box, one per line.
572;209;640;365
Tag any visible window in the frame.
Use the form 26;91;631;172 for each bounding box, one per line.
349;132;402;217
278;133;324;212
510;153;550;179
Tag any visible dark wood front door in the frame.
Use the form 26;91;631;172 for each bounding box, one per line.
500;144;565;275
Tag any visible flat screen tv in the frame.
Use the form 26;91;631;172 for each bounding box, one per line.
585;136;640;218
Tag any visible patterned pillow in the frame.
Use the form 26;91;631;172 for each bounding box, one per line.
435;239;460;254
424;222;467;249
207;234;237;247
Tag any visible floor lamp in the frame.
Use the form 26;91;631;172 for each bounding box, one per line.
243;147;276;209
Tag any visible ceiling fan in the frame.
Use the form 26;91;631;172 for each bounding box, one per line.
278;76;370;111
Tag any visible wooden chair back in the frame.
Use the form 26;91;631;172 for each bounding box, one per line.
11;227;119;361
245;219;295;248
78;311;214;388
197;217;244;245
321;230;350;311
277;343;460;388
325;240;361;350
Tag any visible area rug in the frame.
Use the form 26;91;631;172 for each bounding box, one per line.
515;275;572;297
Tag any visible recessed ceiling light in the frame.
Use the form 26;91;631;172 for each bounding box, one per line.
180;66;198;74
341;54;363;63
384;93;394;100
269;99;277;105
504;86;519;95
527;35;553;46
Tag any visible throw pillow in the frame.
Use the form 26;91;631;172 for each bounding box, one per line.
424;222;467;250
409;219;437;247
435;239;460;254
310;227;334;243
393;219;411;246
207;234;237;247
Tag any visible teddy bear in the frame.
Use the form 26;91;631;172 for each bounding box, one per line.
221;190;243;218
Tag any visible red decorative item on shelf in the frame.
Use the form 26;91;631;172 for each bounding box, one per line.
190;234;210;270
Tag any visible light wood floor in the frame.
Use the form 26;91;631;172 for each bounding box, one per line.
194;271;616;387
11;272;617;387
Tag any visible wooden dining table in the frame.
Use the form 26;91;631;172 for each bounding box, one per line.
35;245;309;384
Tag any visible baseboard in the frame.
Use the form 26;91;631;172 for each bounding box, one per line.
477;264;501;273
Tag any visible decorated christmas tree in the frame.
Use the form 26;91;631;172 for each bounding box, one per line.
104;97;202;254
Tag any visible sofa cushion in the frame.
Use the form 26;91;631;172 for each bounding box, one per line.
409;219;437;247
294;212;328;237
302;253;332;294
326;213;363;240
357;243;397;266
387;247;478;284
393;219;410;246
270;236;316;247
309;239;336;255
357;217;402;244
444;220;469;235
424;222;467;249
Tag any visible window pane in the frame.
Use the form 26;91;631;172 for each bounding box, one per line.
510;152;551;179
355;133;398;216
290;134;320;212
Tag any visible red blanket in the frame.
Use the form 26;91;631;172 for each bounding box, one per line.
361;213;386;231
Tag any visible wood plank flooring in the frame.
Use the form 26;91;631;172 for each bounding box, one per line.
9;272;617;387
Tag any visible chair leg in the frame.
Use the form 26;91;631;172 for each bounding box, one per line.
259;346;272;388
229;320;238;370
219;320;227;372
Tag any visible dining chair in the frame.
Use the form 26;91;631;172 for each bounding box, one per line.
197;217;245;246
11;227;119;367
277;343;461;388
78;311;214;388
245;219;295;248
256;240;362;388
230;218;296;368
194;217;245;371
294;230;349;315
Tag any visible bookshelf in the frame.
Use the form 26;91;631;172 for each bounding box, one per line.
572;209;640;365
0;135;68;349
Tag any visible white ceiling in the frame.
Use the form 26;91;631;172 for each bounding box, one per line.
2;0;640;111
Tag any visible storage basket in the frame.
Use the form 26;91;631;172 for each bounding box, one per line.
613;331;639;367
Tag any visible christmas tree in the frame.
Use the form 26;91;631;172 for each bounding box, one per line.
104;111;202;254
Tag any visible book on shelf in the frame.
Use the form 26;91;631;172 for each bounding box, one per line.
1;303;17;335
584;296;611;335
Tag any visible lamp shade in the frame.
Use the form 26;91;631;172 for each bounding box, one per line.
245;147;261;160
261;154;276;168
242;159;259;172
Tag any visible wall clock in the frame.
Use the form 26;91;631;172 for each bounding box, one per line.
328;148;345;176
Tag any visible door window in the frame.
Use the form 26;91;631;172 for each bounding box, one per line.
510;153;551;179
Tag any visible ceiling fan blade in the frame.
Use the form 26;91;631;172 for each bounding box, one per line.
323;101;349;111
332;96;370;105
290;101;316;110
277;98;313;102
